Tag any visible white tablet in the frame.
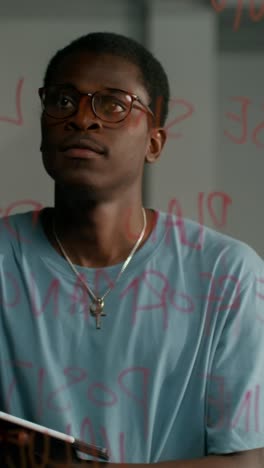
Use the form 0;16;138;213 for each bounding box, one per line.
0;411;109;461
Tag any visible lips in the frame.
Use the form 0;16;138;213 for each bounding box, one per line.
61;138;107;155
63;147;102;159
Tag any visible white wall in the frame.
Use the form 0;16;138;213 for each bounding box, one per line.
146;0;218;230
217;52;264;256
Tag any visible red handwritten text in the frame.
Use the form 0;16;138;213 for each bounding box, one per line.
211;0;264;31
0;78;24;126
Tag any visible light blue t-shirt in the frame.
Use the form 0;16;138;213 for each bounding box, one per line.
1;209;264;462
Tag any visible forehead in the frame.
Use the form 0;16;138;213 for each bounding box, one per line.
50;52;149;99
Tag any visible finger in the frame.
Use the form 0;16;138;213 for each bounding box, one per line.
0;429;30;446
17;431;30;446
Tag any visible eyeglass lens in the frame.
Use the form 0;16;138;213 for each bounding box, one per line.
41;86;133;122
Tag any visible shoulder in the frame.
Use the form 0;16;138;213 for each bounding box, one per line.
156;210;264;281
0;210;44;251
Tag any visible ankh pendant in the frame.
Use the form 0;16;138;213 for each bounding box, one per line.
89;298;106;329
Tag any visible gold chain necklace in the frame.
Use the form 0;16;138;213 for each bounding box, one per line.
52;208;147;329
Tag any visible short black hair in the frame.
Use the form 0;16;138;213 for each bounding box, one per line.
43;32;170;126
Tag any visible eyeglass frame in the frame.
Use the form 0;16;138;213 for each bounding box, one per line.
38;84;155;123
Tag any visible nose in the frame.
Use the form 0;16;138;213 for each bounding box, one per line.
65;95;101;131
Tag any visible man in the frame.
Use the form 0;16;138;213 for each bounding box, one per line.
0;32;264;467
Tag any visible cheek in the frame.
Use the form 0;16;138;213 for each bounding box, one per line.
125;112;149;136
41;150;55;177
41;116;64;142
40;137;61;178
114;115;150;151
40;124;64;155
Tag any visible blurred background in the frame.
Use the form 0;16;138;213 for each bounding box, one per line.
0;0;264;255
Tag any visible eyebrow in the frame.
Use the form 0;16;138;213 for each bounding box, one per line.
50;83;135;94
48;83;150;102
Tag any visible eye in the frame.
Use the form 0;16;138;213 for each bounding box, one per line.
45;88;77;111
55;93;76;110
99;95;128;114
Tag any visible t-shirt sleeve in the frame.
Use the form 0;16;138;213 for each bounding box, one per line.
205;244;264;454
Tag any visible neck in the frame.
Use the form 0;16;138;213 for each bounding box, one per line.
42;189;154;268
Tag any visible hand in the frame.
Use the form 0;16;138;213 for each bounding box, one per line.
0;427;99;467
0;428;32;467
0;427;72;467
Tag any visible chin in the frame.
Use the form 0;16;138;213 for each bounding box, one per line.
55;178;108;204
45;166;97;189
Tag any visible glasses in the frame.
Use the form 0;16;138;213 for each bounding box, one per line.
38;85;154;123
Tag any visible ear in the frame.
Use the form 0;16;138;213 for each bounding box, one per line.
145;128;167;164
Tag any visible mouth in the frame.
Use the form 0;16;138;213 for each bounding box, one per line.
60;138;107;159
63;147;103;159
